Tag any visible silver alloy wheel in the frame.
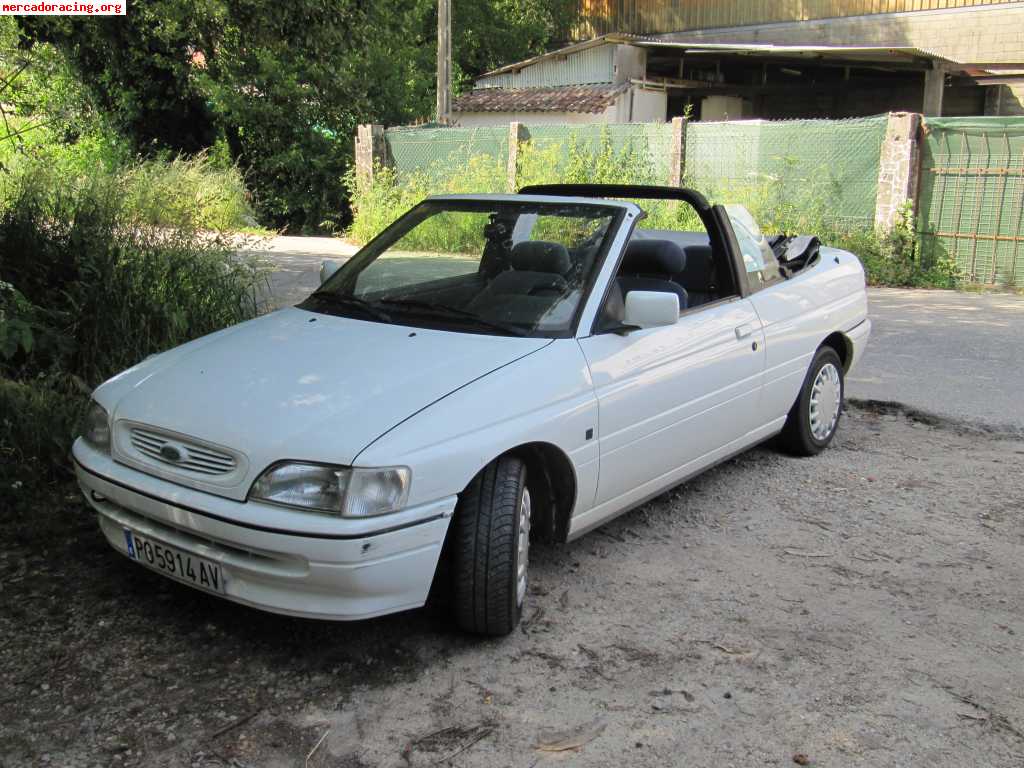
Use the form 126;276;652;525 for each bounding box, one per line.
809;362;842;441
516;487;532;607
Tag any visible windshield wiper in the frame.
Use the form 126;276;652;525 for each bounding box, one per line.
305;291;392;322
377;299;529;337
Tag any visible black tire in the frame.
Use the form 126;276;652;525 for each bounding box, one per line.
779;346;845;456
452;455;530;636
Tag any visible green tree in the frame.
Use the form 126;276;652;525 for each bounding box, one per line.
0;18;116;170
15;0;575;231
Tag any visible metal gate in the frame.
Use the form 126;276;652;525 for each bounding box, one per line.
917;117;1024;286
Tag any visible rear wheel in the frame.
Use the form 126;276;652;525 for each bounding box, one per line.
452;455;531;636
779;346;844;456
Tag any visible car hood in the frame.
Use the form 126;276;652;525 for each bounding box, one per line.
98;308;550;499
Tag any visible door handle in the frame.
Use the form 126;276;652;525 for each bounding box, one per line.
734;324;753;340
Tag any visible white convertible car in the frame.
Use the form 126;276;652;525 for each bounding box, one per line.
74;184;870;636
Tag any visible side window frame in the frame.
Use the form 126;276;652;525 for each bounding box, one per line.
590;205;747;335
717;208;785;294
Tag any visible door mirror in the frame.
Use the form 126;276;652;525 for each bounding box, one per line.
622;290;679;329
320;260;340;285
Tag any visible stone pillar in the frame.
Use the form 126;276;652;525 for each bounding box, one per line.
507;122;529;192
923;64;947;117
355;124;387;187
874;112;923;232
669;116;689;187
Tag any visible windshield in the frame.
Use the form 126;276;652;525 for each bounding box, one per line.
300;199;623;337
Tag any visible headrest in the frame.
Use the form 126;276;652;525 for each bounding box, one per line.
510;241;571;274
621;239;685;275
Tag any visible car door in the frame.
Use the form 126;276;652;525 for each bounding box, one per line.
725;205;830;428
578;296;765;515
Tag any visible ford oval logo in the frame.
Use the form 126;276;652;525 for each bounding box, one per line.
160;444;183;462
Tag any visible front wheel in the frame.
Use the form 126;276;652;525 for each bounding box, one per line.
779;346;844;456
452;455;531;636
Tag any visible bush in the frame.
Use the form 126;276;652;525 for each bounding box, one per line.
826;206;960;289
0;375;85;480
0;159;267;505
121;153;256;232
1;149;255;233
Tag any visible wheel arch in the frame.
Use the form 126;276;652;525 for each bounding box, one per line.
505;441;577;544
820;330;852;372
429;440;577;607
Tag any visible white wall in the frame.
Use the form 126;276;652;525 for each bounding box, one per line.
630;88;668;122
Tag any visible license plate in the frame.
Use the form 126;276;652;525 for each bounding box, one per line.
123;529;225;594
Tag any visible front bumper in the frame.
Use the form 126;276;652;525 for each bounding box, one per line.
73;439;455;621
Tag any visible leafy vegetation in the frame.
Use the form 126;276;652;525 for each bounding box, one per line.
0;159;267;511
11;1;573;232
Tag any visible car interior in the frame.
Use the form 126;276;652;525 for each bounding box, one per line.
466;239;577;325
598;226;741;332
328;197;748;335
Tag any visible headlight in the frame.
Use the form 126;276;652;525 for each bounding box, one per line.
82;402;111;451
249;462;410;518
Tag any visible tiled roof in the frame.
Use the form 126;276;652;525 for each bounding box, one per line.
452;85;628;115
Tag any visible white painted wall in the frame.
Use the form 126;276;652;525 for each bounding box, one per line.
630;88;668;122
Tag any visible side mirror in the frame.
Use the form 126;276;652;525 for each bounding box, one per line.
622;291;679;329
320;260;340;285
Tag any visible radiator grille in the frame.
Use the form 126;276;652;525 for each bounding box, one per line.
129;427;237;476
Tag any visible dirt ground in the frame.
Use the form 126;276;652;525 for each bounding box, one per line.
2;403;1023;768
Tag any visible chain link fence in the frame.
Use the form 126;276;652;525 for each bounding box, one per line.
384;117;886;227
685;116;888;225
385;125;509;183
522;122;675;185
918;117;1024;286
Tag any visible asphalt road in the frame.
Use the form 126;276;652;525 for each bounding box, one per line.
246;235;358;309
847;287;1024;431
254;237;1024;430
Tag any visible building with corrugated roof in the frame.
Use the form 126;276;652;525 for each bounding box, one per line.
452;1;1024;125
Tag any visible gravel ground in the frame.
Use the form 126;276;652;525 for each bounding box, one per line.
2;403;1023;768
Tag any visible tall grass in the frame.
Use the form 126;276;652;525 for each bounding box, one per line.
121;153;256;231
1;149;256;232
0;158;267;511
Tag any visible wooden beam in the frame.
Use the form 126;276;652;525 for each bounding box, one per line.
507;122;529;192
922;64;947;117
355;124;386;187
436;0;452;123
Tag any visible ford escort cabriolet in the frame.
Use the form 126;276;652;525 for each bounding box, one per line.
74;184;870;636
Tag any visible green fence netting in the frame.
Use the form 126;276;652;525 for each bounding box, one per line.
521;122;675;185
918;117;1024;286
382;116;887;227
386;125;509;182
685;116;887;225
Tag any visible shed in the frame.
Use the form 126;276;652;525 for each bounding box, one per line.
452;35;986;125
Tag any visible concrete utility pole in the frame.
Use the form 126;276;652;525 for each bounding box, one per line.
437;0;452;123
